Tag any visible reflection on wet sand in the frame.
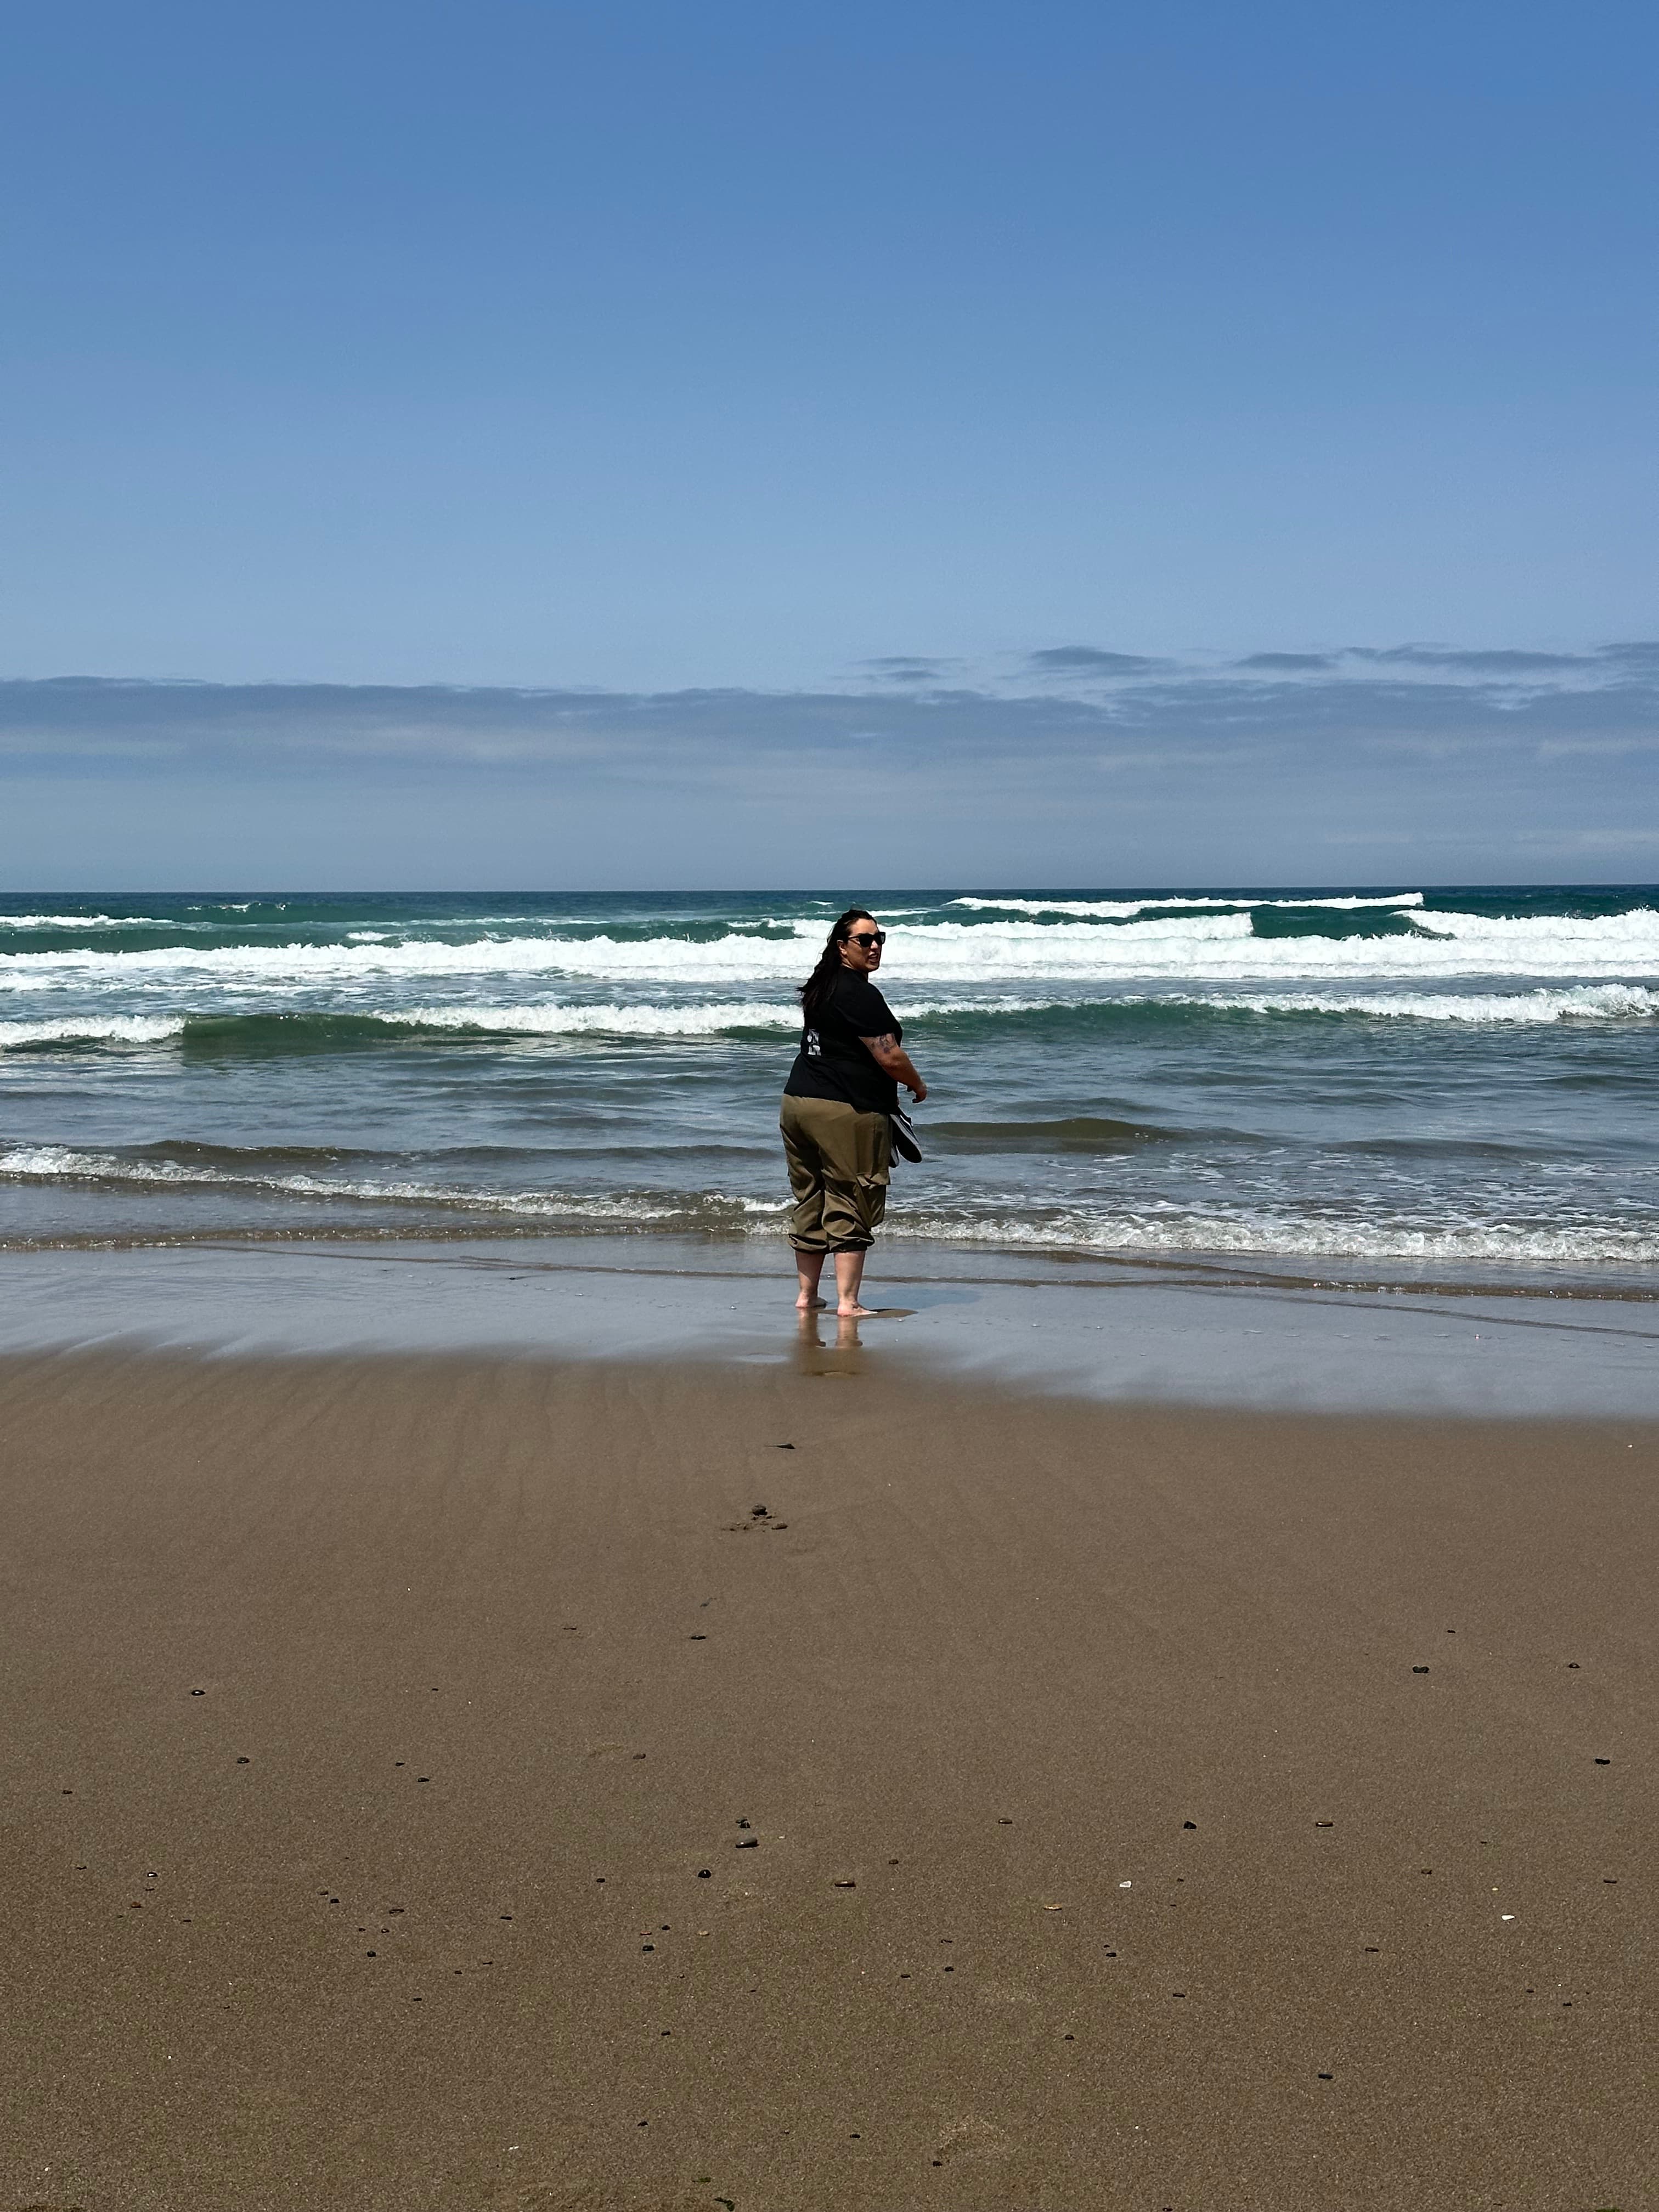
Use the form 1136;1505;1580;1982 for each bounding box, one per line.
795;1304;865;1377
793;1304;918;1378
3;1237;1657;1417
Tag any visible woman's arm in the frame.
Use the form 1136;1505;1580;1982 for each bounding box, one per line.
861;1031;927;1103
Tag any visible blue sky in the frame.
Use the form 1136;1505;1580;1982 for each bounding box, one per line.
2;1;1655;883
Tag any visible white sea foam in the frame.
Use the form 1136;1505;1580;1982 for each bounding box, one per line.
4;1141;1653;1263
5;904;1655;989
1;983;1650;1048
0;1015;189;1048
0;1142;783;1226
394;982;1654;1031
0;1145;120;1178
947;893;1427;916
384;995;1032;1037
1197;983;1659;1022
425;984;1655;1031
385;1000;800;1037
0;913;176;929
0;998;1028;1048
883;1209;1659;1263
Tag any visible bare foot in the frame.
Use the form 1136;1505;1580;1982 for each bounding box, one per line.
795;1293;829;1311
837;1302;877;1318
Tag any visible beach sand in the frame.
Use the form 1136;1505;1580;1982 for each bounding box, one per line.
2;1348;1652;2210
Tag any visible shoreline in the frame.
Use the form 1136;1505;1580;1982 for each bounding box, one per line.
2;1232;1658;1417
5;1218;1659;1303
2;1346;1653;2210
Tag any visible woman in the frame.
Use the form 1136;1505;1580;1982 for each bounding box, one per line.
781;907;928;1318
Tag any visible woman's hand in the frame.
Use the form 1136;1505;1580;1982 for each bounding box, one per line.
907;1076;927;1103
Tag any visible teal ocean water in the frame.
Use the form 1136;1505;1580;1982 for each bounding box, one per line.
2;888;1656;1285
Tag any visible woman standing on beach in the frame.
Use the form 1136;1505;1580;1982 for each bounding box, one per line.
781;907;928;1318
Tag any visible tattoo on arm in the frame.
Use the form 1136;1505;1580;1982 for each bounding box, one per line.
862;1032;899;1060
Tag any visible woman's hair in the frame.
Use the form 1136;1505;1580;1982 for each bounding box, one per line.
799;907;875;1019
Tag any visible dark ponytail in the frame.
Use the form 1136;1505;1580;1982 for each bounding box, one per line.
799;907;874;1020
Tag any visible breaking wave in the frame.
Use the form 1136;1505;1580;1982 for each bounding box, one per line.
0;912;177;930
5;1140;1656;1264
5;888;1655;1278
3;902;1655;990
946;893;1428;917
3;982;1655;1055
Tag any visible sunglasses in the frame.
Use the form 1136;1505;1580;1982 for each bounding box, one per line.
847;930;887;948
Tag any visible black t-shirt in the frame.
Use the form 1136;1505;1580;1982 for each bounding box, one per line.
784;970;901;1115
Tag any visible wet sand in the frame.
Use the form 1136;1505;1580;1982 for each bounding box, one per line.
2;1348;1653;2211
6;1233;1659;1417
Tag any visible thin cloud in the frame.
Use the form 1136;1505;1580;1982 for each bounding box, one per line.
1025;646;1164;675
1541;827;1659;850
4;652;1657;885
5;658;1659;771
859;658;949;685
1343;645;1596;673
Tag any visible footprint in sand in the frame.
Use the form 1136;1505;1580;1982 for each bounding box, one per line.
932;2114;1012;2165
722;1505;790;1533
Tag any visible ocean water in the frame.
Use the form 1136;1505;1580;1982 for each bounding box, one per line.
2;887;1656;1288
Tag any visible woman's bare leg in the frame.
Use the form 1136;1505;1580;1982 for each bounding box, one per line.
834;1248;874;1316
794;1250;828;1310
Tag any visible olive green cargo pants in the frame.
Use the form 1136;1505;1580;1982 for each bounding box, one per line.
780;1093;892;1253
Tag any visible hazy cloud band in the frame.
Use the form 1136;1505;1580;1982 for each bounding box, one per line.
3;647;1656;888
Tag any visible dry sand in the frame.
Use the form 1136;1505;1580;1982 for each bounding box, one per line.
1;1348;1652;2211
